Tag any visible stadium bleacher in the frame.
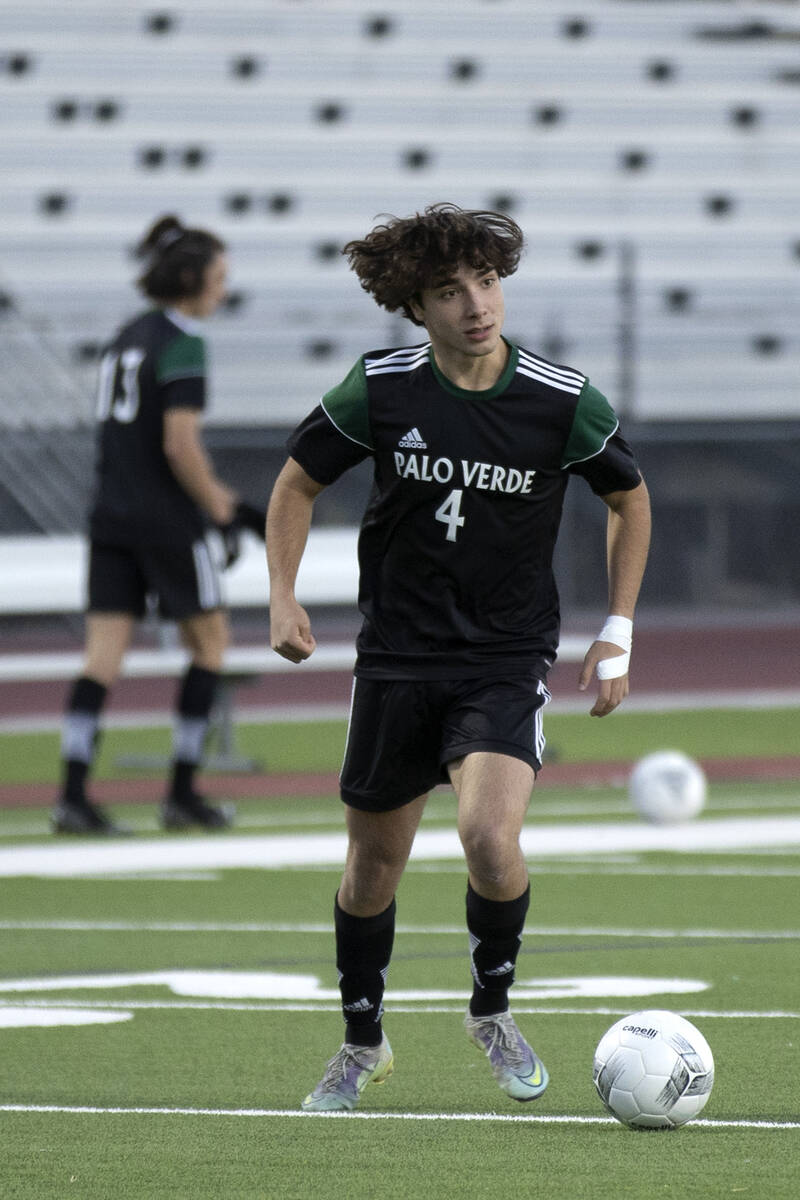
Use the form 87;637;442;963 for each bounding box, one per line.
1;0;799;611
1;0;798;430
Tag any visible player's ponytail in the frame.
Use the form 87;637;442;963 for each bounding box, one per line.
135;214;226;303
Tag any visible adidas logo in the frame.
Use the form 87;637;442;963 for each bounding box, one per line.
398;427;427;449
343;997;373;1013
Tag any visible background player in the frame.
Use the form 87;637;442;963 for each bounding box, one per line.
53;214;261;835
267;203;651;1110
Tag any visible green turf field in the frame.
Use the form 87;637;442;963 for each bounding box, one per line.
0;704;796;785
1;714;799;1198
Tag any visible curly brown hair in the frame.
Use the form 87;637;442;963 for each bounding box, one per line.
343;203;524;325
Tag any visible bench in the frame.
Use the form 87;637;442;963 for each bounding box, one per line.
0;531;591;770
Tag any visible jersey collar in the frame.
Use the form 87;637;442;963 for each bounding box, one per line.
428;339;519;401
163;307;203;336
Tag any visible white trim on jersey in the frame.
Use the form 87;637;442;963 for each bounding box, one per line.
365;345;430;376
533;678;552;764
193;537;221;610
515;365;583;394
517;349;585;385
516;350;585;395
320;397;373;450
561;419;620;469
339;676;359;777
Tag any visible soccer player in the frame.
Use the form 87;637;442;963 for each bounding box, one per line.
53;214;251;835
266;203;651;1109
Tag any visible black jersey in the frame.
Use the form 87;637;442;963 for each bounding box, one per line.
287;340;642;680
89;309;209;547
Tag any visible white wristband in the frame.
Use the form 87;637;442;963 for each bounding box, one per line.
597;615;633;651
596;615;633;680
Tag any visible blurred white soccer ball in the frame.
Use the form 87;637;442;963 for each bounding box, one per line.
629;750;706;824
593;1009;714;1130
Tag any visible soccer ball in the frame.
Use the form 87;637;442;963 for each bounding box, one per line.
593;1009;714;1130
629;750;706;824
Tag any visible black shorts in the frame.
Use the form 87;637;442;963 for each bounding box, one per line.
87;537;223;621
340;673;551;812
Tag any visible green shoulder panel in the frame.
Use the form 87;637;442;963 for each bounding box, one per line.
561;381;619;468
156;332;206;384
320;356;373;449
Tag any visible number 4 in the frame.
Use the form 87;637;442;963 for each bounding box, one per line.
435;488;465;542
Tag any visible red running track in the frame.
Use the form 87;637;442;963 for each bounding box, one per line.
1;623;797;809
1;624;799;721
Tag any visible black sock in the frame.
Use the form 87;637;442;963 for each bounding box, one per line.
335;894;396;1047
466;882;530;1018
170;760;197;800
60;676;108;803
64;760;89;800
170;665;219;798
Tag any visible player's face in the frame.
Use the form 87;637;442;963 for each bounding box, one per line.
410;263;506;368
185;252;229;317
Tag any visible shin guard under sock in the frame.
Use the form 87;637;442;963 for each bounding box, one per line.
466;882;530;1017
335;894;396;1046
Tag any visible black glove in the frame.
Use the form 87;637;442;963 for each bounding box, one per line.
234;501;265;540
219;521;242;569
217;501;265;570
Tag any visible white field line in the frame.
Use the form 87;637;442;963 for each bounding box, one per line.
4;811;800;849
1;1102;798;1130
3;816;800;878
3;860;800;879
1;919;798;939
2;999;798;1019
4;792;800;841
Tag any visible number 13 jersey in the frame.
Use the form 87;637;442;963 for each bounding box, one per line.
90;309;209;547
287;340;642;680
